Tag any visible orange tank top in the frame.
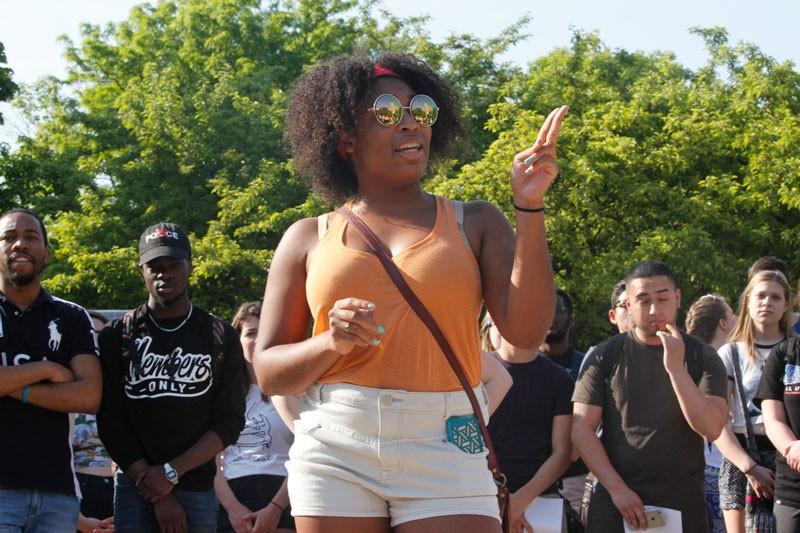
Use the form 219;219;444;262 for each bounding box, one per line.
306;195;482;391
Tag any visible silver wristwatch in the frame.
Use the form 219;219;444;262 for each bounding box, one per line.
163;462;179;485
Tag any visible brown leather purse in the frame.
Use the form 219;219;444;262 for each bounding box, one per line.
337;207;510;532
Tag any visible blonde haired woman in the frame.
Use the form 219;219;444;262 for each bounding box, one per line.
715;270;792;532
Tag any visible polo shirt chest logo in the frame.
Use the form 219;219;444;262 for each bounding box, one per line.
125;335;213;399
48;319;62;351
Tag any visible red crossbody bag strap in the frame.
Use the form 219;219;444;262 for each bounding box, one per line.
336;207;509;493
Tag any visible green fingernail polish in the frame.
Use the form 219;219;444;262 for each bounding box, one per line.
371;338;381;346
525;166;534;174
377;325;385;334
524;155;534;164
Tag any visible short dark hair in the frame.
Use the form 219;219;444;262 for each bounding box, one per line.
0;208;48;247
610;280;626;309
556;288;573;317
284;52;462;203
747;256;789;281
624;260;677;289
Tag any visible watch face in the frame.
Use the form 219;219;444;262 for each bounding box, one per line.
164;465;178;483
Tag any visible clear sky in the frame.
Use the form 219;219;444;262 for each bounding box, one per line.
1;0;797;139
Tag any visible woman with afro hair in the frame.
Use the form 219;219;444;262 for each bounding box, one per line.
254;51;567;533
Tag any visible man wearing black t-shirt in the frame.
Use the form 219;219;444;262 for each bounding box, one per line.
571;261;728;533
536;289;587;513
0;208;101;532
487;325;574;531
97;223;246;533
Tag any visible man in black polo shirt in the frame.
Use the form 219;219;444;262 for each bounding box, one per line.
0;208;101;532
97;222;246;533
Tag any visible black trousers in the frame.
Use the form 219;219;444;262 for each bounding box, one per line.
77;472;114;519
217;474;294;532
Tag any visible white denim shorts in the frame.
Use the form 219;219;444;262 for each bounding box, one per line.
286;382;501;527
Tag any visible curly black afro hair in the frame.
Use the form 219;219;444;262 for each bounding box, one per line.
284;52;462;203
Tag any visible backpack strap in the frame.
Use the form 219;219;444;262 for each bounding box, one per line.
209;313;226;373
600;333;628;383
683;334;704;385
121;305;146;378
121;310;135;342
452;200;471;250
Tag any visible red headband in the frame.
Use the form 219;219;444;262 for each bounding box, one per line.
373;64;401;78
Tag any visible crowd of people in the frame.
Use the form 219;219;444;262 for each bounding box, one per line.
2;51;800;533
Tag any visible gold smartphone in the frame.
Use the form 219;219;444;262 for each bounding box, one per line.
644;509;666;528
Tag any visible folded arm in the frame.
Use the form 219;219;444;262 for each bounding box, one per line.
0;360;73;396
6;354;101;413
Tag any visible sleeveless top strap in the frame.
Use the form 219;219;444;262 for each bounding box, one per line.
317;213;329;240
453;200;470;249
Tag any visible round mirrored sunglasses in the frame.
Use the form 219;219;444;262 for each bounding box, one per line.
369;93;439;128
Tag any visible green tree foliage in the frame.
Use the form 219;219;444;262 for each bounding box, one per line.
0;41;19;124
0;78;96;214
433;29;800;347
4;1;799;344
10;0;521;315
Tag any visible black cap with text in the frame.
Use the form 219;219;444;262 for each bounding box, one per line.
138;222;191;265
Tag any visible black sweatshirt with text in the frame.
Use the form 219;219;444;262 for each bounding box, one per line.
97;304;246;490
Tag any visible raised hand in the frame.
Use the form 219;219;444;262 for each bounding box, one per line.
510;105;569;209
656;324;686;375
